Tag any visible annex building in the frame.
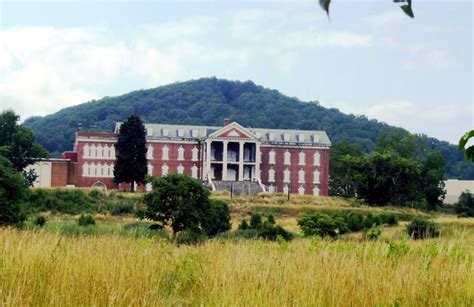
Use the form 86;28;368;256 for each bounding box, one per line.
28;120;331;195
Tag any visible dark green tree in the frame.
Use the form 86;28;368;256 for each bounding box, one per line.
201;199;231;237
143;174;211;242
0;156;27;226
454;191;474;217
0;110;47;186
420;151;446;209
329;140;364;197
113;115;147;191
459;130;474;161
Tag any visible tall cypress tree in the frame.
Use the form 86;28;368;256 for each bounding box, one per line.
113;115;147;191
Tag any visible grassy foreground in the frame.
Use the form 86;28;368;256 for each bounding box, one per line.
1;223;473;306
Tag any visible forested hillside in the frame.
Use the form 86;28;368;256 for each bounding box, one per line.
24;77;474;179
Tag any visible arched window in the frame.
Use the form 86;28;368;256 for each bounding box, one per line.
147;145;154;160
162;145;169;160
299;151;306;165
283;185;289;194
177;163;184;174
191;164;198;178
284;150;291;165
110;146;116;159
269;150;276;164
83;144;90;158
178;146;185;161
298;169;305;183
298;185;305;195
92;181;107;190
313;170;320;184
192;146;199;161
313;186;320;196
268;168;275;183
313;152;320;166
83;162;90;176
161;163;169;176
283;168;290;183
97;144;103;158
90;162;97;176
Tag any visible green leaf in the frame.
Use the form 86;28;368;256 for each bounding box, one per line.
465;146;474;162
319;0;330;17
458;130;474;150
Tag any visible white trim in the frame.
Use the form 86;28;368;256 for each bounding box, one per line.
261;144;329;149
207;122;258;140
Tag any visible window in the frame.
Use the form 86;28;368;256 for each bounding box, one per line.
148;163;153;175
269;150;276;164
192;146;199;161
283;168;290;183
283;185;289;194
299;151;306;165
162;128;169;137
83;144;90;158
299;133;305;142
177;164;184;174
178;146;185;160
298;186;305;195
162;163;169;176
268;133;275;141
283;133;291;142
97;144;103;158
177;129;184;137
147;145;154;160
313;152;320;166
147;128;153;136
284;150;291;165
298;169;305;183
90;162;97;176
110;146;116;159
191;164;198;178
192;129;199;137
313;186;320;196
83;162;90;176
313;134;320;143
162;145;169;160
268;168;275;182
313;170;320;184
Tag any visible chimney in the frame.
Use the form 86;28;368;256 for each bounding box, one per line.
224;118;230;126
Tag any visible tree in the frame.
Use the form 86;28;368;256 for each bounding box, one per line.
113;115;147;191
0;110;47;186
459;130;474;162
201;199;231;236
329;140;364;197
143;174;211;242
375;130;427;160
419;151;446;209
0;156;27;226
319;0;414;18
454;191;474;217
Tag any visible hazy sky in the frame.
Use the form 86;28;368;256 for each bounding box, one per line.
0;0;472;143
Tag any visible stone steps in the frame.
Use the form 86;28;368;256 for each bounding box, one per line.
213;181;263;196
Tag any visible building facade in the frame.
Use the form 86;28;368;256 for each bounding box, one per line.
31;120;331;195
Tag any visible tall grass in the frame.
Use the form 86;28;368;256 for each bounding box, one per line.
1;227;472;306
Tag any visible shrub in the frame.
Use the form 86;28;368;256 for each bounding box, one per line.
363;227;382;240
111;200;135;215
238;220;249;230
379;212;398;226
176;229;207;245
250;214;263;229
267;214;275;225
406;217;440;239
33;215;47;227
77;214;96;227
25;188;95;215
346;212;365;232
0;157;27;226
89;189;105;199
298;213;345;238
258;225;293;241
201;200;231;237
454;191;474;217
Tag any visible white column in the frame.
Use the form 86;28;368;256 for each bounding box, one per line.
222;140;228;181
255;142;261;181
206;140;212;180
238;141;244;181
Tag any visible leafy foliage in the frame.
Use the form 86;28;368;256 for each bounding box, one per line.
114;115;147;191
0;156;27;226
77;214;96;227
454;191;474;217
458;130;474;161
406;217;440;239
23;78;472;178
234;213;293;241
32;215;47;227
201;199;232;237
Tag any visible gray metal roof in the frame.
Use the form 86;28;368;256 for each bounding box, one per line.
114;122;331;146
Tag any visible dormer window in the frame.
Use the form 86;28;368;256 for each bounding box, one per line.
162;128;169;137
283;133;291;142
268;133;275;141
146;128;153;136
177;129;184;137
313;134;320;143
192;129;199;138
299;133;305;142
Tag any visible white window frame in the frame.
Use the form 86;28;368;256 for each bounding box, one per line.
313;169;320;184
298;151;306;165
283;168;290;183
268;168;275;183
313;152;320;166
192;146;199;161
162;145;169;160
284;150;291;165
298;169;305;184
177;146;185;161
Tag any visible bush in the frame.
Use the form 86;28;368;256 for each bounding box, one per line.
0;157;27;226
26;188;95;215
454;191;474;217
406;217;440;239
379;212;398;226
201;200;231;237
176;229;207;245
267;214;275;225
363;227;382;240
77;214;96;227
111;200;135;215
258;225;293;241
346;212;365;232
238;220;249;230
298;213;345;238
250;214;263;229
33;215;47;227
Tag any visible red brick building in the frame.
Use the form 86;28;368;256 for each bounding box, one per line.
29;120;331;195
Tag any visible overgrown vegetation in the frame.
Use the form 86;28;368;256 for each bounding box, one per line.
233;213;293;241
455;191;474;217
406;216;440;239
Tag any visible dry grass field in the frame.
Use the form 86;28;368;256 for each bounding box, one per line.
1;193;473;306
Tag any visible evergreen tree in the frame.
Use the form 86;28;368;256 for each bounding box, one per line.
113;115;147;191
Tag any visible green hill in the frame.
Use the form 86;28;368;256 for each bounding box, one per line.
24;77;474;179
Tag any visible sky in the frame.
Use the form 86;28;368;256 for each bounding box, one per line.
0;0;472;144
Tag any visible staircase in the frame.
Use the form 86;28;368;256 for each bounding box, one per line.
213;181;263;196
